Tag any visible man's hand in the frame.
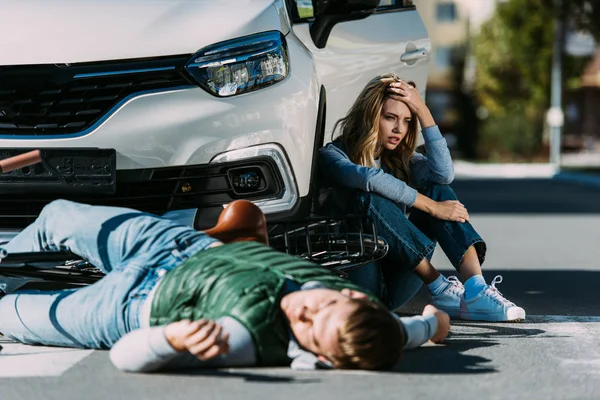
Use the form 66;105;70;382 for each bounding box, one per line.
431;200;469;223
164;319;230;361
422;305;450;344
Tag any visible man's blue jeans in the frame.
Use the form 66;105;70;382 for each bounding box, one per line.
348;184;486;310
0;200;219;349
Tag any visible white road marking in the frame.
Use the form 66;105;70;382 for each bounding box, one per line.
528;315;600;323
0;340;93;377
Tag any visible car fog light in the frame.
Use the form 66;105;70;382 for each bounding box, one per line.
228;167;265;194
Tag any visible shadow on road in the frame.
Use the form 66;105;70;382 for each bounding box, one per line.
161;369;320;383
392;339;497;374
450;324;546;339
452;178;600;214
389;310;555;375
390;321;548;375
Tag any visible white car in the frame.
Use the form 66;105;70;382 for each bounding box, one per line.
0;0;430;243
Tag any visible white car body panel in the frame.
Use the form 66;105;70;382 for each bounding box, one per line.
0;35;319;197
0;0;430;232
0;1;318;200
0;0;290;65
293;9;431;141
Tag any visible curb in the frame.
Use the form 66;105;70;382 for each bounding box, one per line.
453;161;557;179
453;161;600;188
553;171;600;188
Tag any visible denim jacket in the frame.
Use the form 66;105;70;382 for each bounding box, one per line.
318;125;454;214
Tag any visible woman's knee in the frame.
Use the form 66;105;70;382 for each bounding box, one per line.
420;184;458;201
352;191;382;214
359;192;399;210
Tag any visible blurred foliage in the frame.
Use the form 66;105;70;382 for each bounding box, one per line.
297;7;314;18
478;106;542;161
473;0;596;161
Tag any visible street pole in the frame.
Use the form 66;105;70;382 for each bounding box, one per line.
549;0;565;166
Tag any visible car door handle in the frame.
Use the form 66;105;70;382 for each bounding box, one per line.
400;48;428;63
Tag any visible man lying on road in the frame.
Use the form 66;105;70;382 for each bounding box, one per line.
0;200;449;371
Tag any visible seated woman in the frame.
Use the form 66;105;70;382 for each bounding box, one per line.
318;73;525;322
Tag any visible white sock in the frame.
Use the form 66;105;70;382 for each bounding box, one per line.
427;274;449;296
464;275;487;300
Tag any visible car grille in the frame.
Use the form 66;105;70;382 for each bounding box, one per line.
0;157;283;229
0;56;193;136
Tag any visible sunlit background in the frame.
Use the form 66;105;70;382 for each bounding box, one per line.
409;0;598;169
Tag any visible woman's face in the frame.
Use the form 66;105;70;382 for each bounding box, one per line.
378;98;412;152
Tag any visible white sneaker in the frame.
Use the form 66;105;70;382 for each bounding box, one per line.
460;275;526;322
431;276;464;318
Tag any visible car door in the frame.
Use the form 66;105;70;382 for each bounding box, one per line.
287;0;431;142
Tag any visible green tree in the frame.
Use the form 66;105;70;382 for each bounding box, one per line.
474;0;553;160
473;0;597;161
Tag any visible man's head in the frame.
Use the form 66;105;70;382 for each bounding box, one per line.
280;288;403;370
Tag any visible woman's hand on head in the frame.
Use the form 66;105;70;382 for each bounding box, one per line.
431;200;469;223
387;81;435;128
422;305;450;344
164;319;230;360
387;81;426;114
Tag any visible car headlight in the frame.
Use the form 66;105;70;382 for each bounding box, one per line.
185;31;289;97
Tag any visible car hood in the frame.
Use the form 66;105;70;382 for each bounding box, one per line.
0;0;289;65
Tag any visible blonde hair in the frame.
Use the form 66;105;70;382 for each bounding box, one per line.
333;73;420;185
333;298;403;370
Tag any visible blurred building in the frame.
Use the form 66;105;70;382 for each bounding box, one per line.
581;49;600;87
414;0;467;89
579;46;600;151
412;0;469;151
412;0;499;157
563;46;600;161
559;16;599;164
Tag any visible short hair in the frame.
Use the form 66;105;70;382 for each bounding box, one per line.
333;298;404;370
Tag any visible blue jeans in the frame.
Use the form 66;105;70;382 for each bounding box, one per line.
349;185;486;310
0;200;219;349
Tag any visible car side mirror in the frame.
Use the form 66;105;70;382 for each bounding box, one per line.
309;0;380;49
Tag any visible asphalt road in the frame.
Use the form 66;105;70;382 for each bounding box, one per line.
2;177;600;400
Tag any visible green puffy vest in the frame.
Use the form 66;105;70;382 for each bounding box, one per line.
148;241;378;366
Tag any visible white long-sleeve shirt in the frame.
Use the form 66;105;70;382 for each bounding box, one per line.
111;279;438;372
109;313;438;372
